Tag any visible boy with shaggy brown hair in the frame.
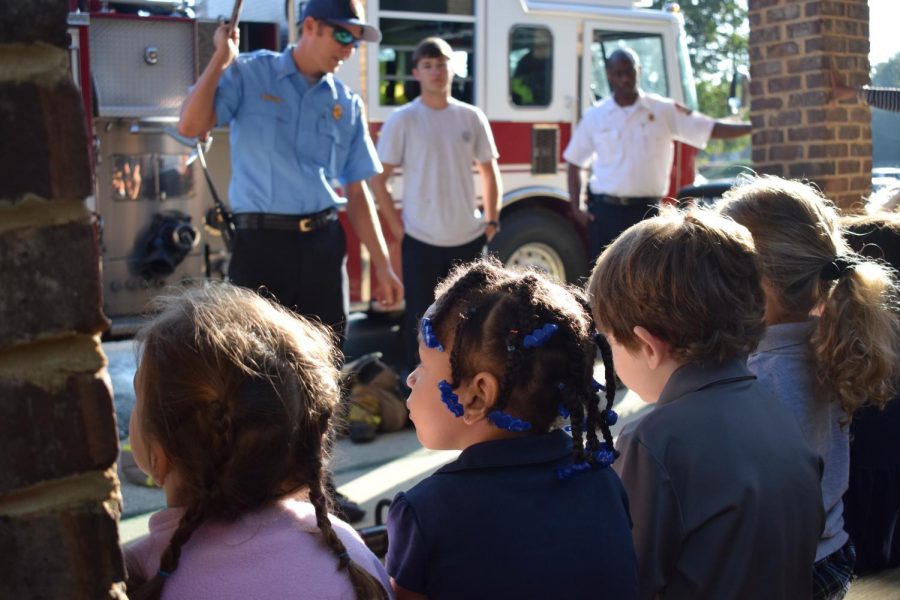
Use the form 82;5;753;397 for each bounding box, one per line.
587;207;824;600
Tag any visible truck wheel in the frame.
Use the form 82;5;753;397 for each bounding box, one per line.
490;209;587;284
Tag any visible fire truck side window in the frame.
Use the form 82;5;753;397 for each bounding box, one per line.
589;32;669;102
380;0;473;15
377;17;475;106
509;26;553;107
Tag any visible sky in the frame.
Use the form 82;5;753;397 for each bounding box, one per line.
869;0;899;67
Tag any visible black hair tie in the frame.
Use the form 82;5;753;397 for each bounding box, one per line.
820;255;856;281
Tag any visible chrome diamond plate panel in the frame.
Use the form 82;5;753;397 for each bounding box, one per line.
90;17;194;117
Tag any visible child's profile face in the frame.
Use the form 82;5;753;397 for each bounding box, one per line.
605;331;655;403
129;363;155;481
405;317;468;450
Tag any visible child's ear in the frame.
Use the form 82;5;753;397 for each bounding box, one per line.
458;371;500;425
632;325;670;370
148;441;172;487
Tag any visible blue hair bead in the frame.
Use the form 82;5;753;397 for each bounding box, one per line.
438;380;464;417
591;379;607;392
520;322;559;349
488;410;532;433
421;317;444;352
602;409;618;426
594;448;616;467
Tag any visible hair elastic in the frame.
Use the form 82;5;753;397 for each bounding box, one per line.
522;323;559;349
488;410;532;433
157;569;171;579
438;380;464;417
820;255;856;281
601;409;618;426
421;317;444;351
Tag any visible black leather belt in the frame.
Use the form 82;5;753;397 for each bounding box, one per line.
233;208;338;233
591;193;659;207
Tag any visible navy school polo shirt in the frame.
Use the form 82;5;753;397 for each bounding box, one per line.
386;430;639;599
213;47;381;215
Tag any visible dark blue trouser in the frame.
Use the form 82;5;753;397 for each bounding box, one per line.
587;193;659;265
228;219;348;344
401;233;486;375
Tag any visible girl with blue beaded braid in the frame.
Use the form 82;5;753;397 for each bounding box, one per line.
385;257;638;600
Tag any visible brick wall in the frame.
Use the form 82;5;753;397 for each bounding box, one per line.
748;0;871;209
0;1;125;598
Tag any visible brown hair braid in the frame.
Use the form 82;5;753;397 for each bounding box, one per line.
126;283;388;600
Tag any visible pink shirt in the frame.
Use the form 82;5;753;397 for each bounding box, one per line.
125;498;393;599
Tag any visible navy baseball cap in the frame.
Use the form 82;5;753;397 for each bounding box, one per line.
301;0;382;43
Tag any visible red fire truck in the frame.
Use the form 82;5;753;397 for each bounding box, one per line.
68;0;712;334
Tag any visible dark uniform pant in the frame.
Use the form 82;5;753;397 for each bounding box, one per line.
587;192;659;264
401;233;486;375
228;220;349;344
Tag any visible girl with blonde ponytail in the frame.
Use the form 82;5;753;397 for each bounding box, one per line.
718;175;900;600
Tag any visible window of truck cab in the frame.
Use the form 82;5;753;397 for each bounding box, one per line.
508;25;553;108
589;32;669;102
376;3;476;107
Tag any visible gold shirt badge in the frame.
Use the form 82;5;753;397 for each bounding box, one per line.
332;104;343;120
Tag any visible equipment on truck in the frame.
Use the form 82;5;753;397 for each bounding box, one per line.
69;0;713;333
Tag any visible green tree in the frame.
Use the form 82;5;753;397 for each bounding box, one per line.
650;0;748;85
650;1;751;175
872;52;900;87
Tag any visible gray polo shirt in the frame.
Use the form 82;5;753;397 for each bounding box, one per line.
615;358;824;600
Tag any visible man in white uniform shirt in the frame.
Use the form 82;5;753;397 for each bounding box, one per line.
371;36;501;377
564;48;750;262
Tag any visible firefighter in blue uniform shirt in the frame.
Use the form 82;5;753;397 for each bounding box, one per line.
178;0;402;341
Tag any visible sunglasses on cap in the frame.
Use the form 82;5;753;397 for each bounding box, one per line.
328;23;361;48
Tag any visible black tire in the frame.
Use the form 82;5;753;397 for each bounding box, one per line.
489;209;587;284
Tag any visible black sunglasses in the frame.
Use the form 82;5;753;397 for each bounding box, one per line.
328;23;360;48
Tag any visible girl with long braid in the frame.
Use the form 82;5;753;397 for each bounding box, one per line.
718;176;900;600
124;284;391;600
385;257;638;600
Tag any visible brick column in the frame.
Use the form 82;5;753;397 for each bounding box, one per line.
748;0;871;209
0;2;125;597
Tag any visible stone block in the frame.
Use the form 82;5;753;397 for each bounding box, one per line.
788;126;835;142
0;222;107;347
753;130;785;145
808;143;849;159
787;55;829;74
788;161;837;177
766;41;799;58
768;110;802;127
0;374;118;493
0;500;125;598
788;20;823;38
805;1;847;17
0;81;91;203
769;145;804;161
767;4;801;22
768;75;802;93
788;90;829;108
754;163;785;177
749;25;781;45
0;0;69;47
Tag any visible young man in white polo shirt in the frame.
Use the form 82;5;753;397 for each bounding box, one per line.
371;36;501;377
564;47;750;262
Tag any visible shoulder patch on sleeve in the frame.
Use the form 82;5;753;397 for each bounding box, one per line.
674;103;693;116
